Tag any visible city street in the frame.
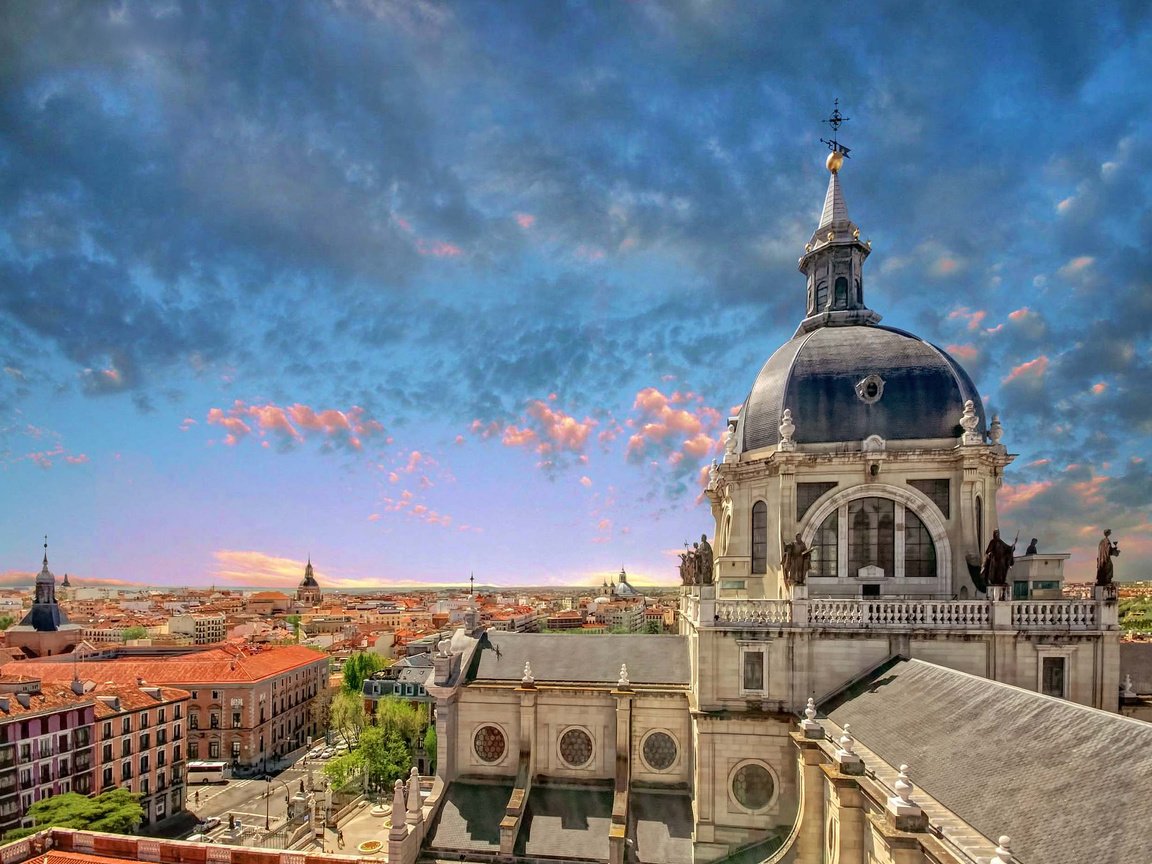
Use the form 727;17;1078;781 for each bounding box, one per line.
186;755;328;839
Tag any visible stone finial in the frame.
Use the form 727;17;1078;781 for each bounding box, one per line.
837;724;856;756
707;458;719;490
723;422;738;463
1123;673;1136;697
406;766;423;823
437;637;452;658
389;779;408;839
835;723;863;774
991;836;1015;864
617;663;630;689
960;400;981;445
893;765;914;806
521;662;535;687
989;414;1003;445
778;409;796;452
800;697;822;737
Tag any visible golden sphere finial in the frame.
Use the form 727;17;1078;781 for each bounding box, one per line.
826;151;844;173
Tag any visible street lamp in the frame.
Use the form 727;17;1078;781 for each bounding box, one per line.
264;776;271;830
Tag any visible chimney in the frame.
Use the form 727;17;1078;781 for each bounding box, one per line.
71;678;85;696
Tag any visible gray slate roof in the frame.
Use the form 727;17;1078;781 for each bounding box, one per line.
825;658;1152;864
1120;642;1152;694
472;632;690;686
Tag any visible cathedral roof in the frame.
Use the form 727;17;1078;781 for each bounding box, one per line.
470;632;689;686
824;658;1152;864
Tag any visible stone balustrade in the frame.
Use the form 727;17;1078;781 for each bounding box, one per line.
713;599;793;626
700;597;1109;631
1011;600;1097;629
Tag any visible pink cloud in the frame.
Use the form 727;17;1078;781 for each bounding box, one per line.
931;256;962;276
1008;307;1031;321
179;418;197;432
454;434;465;445
1001;355;1049;384
1026;458;1051;468
580;476;593;488
206;401;384;451
515;212;535;229
1091;382;1108;394
416;239;463;258
502;425;538;449
999;480;1054;512
945;343;979;361
64;454;89;465
947;307;986;332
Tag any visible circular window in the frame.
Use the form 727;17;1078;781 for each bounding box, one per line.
642;732;677;771
473;725;506;763
559;728;594;767
854;374;885;405
731;762;775;810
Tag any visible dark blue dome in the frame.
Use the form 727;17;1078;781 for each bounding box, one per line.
737;323;984;451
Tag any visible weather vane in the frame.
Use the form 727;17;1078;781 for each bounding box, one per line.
819;98;851;158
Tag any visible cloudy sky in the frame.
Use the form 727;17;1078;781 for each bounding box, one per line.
1;1;1149;590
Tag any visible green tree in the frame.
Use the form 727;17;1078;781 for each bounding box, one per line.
310;686;334;742
330;689;368;750
358;726;412;792
645;619;662;634
2;790;143;841
342;652;387;694
121;626;148;641
374;697;424;753
0;615;14;631
423;724;437;775
322;751;365;793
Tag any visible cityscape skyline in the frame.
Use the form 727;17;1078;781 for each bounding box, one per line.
2;3;1150;587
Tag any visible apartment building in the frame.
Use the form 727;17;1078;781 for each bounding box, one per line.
0;676;95;835
167;614;227;645
92;683;190;827
6;645;329;775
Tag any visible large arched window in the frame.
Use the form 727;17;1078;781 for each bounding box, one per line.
811;510;837;577
848;497;895;576
751;502;767;574
904;510;937;579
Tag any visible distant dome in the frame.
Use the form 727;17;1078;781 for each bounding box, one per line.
738;324;984;452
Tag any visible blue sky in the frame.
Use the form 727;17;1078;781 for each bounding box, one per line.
1;1;1150;589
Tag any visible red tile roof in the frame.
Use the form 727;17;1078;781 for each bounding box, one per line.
4;644;326;686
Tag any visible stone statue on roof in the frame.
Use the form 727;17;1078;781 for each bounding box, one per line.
782;533;811;587
980;529;1015;588
696;534;714;586
1096;529;1119;586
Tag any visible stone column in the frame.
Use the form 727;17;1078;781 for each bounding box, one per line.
822;769;865;864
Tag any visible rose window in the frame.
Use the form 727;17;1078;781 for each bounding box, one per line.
642;732;677;771
559;728;593;767
732;763;774;810
473;725;505;763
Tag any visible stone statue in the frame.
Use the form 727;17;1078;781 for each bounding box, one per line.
1096;529;1120;586
959;400;981;445
723;422;738;462
678;551;693;586
979;529;1016;588
781;533;812;587
707;458;719;490
1025;538;1038;556
697;534;714;586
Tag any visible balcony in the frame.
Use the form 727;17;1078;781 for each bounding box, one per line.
697;593;1114;632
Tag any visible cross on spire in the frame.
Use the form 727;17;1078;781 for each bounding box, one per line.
820;98;852;158
43;535;48;565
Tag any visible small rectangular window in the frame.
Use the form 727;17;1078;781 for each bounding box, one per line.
743;651;765;692
1042;657;1066;698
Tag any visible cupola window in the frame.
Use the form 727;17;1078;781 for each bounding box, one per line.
834;276;848;308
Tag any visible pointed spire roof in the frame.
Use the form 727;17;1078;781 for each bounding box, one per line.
817;168;851;231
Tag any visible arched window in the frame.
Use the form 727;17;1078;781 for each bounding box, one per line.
815;282;828;311
848;497;894;576
811;511;837;577
975;496;984;553
834;276;848;308
751;502;767;574
904;510;937;578
855;279;862;304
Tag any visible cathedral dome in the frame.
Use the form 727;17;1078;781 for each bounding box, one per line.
734;149;985;453
738;323;984;451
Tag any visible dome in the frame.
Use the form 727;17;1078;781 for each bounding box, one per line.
738;323;984;452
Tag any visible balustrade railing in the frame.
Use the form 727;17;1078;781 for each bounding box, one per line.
1011;600;1097;629
713;600;793;626
696;595;1105;631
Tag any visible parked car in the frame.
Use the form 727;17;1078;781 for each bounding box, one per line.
198;816;221;831
308;746;325;759
320;747;336;759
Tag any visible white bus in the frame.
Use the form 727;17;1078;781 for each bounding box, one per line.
187;761;231;784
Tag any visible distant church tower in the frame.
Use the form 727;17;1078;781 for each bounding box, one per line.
6;539;82;657
296;557;322;607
